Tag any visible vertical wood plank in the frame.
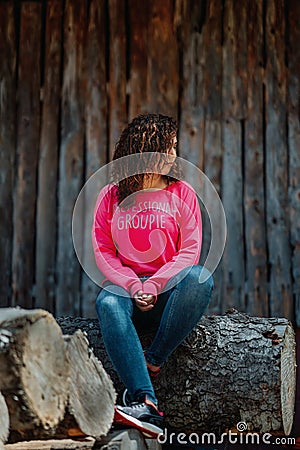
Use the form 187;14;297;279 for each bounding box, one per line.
265;0;292;319
56;0;86;316
12;2;41;307
202;0;223;314
222;0;248;120
35;0;63;313
287;0;300;325
221;0;247;311
202;0;222;121
221;120;245;311
81;0;108;318
128;0;150;119
244;0;268;316
203;120;223;314
147;0;179;118
176;1;205;277
108;0;127;159
177;0;205;167
0;3;16;307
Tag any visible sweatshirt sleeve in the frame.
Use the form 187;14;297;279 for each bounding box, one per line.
92;185;143;297
143;183;202;297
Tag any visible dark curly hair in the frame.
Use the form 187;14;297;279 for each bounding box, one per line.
111;113;182;205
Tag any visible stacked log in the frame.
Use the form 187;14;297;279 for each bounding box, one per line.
0;308;116;444
55;332;115;439
0;307;297;446
0;392;9;450
57;308;297;436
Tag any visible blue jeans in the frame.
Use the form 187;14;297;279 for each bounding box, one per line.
96;265;214;406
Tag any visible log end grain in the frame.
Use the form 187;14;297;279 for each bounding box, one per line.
62;331;116;438
0;308;69;433
281;323;297;435
0;392;9;445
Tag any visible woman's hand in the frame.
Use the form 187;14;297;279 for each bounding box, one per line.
133;290;157;312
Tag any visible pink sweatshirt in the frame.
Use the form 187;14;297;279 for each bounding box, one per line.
92;180;202;298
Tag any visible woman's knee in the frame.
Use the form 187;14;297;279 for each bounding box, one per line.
96;293;117;315
183;265;214;292
96;286;132;318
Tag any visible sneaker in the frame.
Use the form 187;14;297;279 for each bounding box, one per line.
114;399;164;438
122;388;131;406
147;366;161;378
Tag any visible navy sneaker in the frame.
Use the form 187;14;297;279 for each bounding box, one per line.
122;388;131;406
114;398;164;438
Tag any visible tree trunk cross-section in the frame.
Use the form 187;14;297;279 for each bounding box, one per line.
0;309;116;443
57;309;296;436
0;309;68;434
55;331;116;439
0;392;9;447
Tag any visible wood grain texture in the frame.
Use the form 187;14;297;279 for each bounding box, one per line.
4;438;95;450
201;0;223;314
222;0;248;120
0;392;9;445
221;0;248;312
202;0;222;120
0;309;115;444
244;0;268;316
56;331;115;438
287;0;300;327
12;2;41;308
81;0;108;317
35;0;63;312
56;0;86;316
221;120;245;311
0;308;68;437
128;0;150;119
147;0;179;117
203;120;223;314
108;0;127;159
265;0;292;319
0;3;16;307
0;0;298;323
176;0;205;170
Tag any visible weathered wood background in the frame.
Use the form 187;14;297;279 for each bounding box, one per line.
0;0;299;324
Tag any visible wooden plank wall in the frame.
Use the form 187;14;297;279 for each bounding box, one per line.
0;0;299;324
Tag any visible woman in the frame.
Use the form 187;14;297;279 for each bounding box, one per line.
92;113;214;438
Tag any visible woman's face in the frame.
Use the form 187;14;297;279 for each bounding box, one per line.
159;136;177;174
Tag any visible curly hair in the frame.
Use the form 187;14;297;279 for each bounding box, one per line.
110;113;182;205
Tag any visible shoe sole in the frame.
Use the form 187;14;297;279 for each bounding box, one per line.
114;406;164;439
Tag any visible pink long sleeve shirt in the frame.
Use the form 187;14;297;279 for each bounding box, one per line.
92;180;202;298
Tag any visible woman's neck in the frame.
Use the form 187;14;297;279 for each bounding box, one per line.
143;174;167;190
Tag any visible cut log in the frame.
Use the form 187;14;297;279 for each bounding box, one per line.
4;437;96;450
0;309;116;443
55;331;116;439
96;428;161;450
57;309;297;436
0;392;9;447
0;308;68;436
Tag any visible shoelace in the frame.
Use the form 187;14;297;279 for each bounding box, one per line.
129;401;164;417
129;402;147;409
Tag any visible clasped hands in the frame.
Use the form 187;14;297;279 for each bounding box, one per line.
133;290;157;312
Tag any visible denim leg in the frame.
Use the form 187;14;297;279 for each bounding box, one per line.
96;284;157;405
145;265;214;367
